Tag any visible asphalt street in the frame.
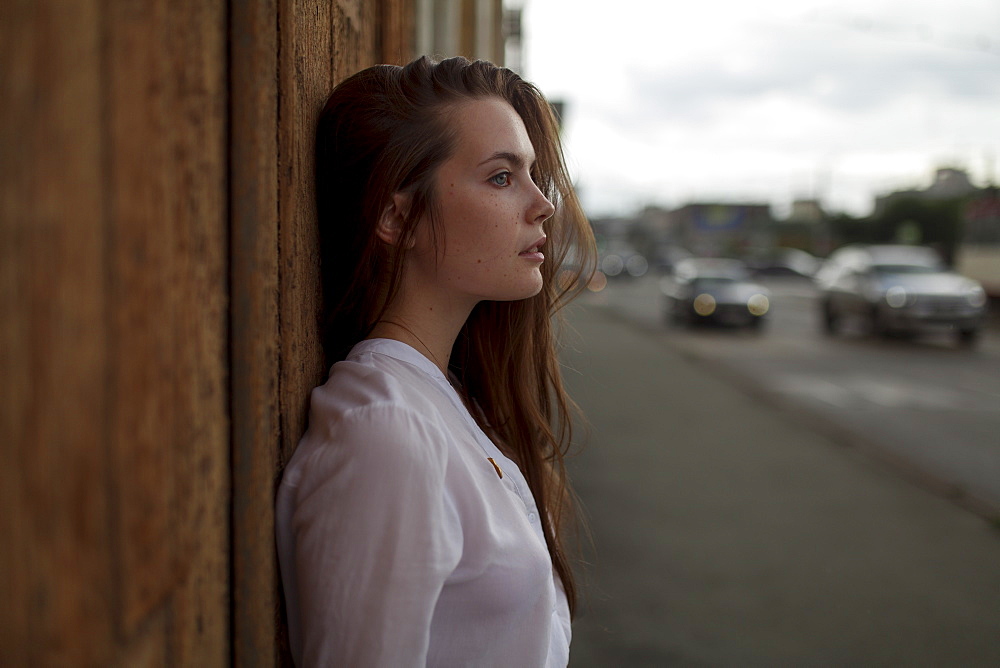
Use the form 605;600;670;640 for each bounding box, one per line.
561;297;1000;667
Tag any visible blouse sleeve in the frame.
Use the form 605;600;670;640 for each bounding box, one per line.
286;403;464;667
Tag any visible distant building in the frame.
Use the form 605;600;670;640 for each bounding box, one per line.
874;167;980;216
666;203;774;257
957;187;1000;296
416;0;508;65
773;199;831;255
502;4;524;73
788;199;826;225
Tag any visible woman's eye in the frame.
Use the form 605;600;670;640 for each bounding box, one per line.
489;171;511;187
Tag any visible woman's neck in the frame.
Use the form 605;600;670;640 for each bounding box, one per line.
368;296;474;376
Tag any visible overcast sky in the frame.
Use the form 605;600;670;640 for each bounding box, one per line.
517;0;1000;218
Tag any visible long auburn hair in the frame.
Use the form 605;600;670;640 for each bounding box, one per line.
315;56;597;613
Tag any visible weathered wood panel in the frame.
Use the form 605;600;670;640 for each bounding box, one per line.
460;0;476;58
277;0;335;466
0;1;113;664
155;2;229;664
379;0;416;65
1;0;228;664
104;0;228;660
106;0;182;631
230;0;282;665
4;0;439;664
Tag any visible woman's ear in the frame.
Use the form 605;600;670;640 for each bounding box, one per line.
375;192;415;247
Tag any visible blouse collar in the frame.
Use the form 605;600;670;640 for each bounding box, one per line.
348;337;448;383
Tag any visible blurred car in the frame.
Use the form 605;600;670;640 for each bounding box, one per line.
815;244;988;345
746;247;820;279
660;258;771;329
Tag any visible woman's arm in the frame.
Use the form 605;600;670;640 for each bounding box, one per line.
286;403;463;667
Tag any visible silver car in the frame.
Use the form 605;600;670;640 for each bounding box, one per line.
815;244;988;345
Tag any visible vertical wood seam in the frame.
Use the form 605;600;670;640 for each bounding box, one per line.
225;1;236;665
97;0;125;646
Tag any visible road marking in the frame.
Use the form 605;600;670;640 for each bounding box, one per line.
770;374;997;412
770;376;854;408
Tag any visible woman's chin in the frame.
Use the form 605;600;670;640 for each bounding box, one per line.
508;276;545;301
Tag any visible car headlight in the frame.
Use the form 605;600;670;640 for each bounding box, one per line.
746;293;769;316
885;285;908;308
693;293;716;316
966;285;987;309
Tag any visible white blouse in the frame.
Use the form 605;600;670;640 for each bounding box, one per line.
275;338;571;667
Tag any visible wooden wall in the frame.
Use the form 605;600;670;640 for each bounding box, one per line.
2;0;413;664
1;1;229;664
231;0;414;664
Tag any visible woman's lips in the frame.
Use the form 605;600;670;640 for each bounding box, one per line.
519;236;546;261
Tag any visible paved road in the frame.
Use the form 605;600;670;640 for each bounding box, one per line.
561;298;1000;666
589;275;1000;513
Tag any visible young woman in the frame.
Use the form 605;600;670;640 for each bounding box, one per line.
275;56;596;667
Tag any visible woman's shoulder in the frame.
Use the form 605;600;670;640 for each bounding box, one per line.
315;343;446;417
282;346;456;488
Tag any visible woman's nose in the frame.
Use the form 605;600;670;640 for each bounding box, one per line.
532;188;555;226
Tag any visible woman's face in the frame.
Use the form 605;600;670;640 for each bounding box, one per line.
405;97;555;311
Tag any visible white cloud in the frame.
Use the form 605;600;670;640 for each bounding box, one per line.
521;0;1000;217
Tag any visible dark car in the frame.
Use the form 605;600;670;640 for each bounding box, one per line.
661;258;771;329
815;244;988;345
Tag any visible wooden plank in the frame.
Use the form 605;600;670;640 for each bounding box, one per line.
115;608;169;668
490;0;504;65
332;0;377;82
105;2;229;661
105;0;182;635
162;1;230;664
0;1;114;664
230;0;282;665
459;0;475;58
379;0;416;65
277;0;333;466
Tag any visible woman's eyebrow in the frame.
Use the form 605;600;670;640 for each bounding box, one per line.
478;151;534;169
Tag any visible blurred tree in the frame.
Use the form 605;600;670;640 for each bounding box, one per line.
871;196;963;264
826;198;964;264
827;212;874;249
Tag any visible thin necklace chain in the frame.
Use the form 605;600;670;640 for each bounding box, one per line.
378;319;446;371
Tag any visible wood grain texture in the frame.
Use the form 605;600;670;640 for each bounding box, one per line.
161;1;229;664
378;0;415;65
0;1;114;664
277;0;335;468
2;1;436;664
230;0;282;665
460;0;476;58
104;0;229;658
106;0;181;632
2;0;228;663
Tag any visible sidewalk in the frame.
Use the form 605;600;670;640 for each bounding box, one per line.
562;299;1000;667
